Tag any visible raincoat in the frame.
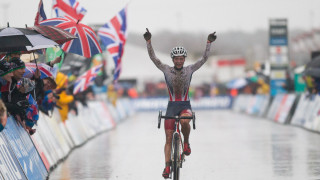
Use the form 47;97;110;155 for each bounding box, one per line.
55;72;73;122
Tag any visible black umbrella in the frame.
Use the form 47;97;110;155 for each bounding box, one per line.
0;27;58;53
303;67;320;78
305;55;320;69
302;54;320;78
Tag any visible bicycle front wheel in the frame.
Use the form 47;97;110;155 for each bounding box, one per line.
173;133;180;180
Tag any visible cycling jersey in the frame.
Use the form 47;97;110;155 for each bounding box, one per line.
147;42;212;101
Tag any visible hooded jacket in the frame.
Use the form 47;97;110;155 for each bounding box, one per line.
55;72;73;122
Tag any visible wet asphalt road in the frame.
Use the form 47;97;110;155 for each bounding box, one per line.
49;110;320;180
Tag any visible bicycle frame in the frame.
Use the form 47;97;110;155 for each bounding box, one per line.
158;110;196;180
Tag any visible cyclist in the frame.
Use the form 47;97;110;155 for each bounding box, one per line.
143;28;217;178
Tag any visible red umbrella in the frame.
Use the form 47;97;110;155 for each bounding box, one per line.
39;16;102;58
29;25;77;45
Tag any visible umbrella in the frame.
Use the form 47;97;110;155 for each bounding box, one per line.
303;67;320;78
40;16;102;58
226;78;248;89
23;63;58;79
28;25;77;45
305;55;320;69
0;27;58;52
303;55;320;78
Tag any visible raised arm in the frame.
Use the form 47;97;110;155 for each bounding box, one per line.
190;32;217;72
144;28;168;71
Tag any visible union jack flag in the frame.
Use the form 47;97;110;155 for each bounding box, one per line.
98;7;127;82
34;0;47;25
26;94;39;122
24;63;58;79
40;16;102;58
53;0;87;21
73;64;102;94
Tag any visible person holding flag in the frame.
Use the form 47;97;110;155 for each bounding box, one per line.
72;64;102;95
143;28;217;178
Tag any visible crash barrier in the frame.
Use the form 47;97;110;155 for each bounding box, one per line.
232;93;320;133
232;94;270;117
133;96;233;111
266;94;297;124
291;93;320;132
0;98;134;179
233;94;298;124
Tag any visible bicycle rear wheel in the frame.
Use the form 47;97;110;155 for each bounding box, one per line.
173;133;180;180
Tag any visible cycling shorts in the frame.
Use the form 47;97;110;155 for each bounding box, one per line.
165;101;192;130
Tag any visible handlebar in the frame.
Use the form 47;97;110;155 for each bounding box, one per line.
158;110;196;130
160;116;194;120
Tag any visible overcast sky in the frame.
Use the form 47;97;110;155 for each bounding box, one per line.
1;0;320;34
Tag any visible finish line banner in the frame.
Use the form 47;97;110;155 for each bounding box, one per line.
133;96;233;111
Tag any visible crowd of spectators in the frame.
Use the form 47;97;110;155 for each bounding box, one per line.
0;52;95;135
138;69;272;99
303;74;320;99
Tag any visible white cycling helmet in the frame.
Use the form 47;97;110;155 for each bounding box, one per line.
170;46;187;58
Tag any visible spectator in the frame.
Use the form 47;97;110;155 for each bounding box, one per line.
5;51;21;60
0;60;13;90
39;90;59;116
1;57;30;130
47;56;62;67
303;75;316;95
0;100;7;132
257;78;270;94
85;86;95;100
35;76;57;105
313;77;320;95
72;86;94;107
107;84;117;106
128;87;138;99
282;70;294;92
247;76;260;95
55;72;74;122
29;57;60;104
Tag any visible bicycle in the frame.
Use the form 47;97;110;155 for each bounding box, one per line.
158;110;196;180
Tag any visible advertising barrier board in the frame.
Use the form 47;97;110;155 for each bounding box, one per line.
133;96;233;111
4;117;47;180
0;133;27;180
